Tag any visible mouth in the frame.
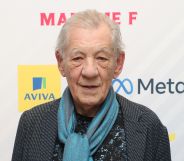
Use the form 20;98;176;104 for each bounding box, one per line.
79;84;100;90
81;85;99;88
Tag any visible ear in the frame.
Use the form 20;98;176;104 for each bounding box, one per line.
113;51;125;78
55;50;66;77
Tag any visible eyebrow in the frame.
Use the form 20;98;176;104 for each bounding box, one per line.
70;48;85;56
70;47;113;56
95;47;112;54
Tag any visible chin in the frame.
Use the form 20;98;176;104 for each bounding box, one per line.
79;97;103;107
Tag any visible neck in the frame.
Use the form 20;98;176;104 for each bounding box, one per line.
74;103;100;117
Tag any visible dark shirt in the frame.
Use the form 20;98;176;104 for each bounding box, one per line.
52;108;127;161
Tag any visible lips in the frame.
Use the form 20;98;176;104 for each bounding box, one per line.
78;83;101;90
81;85;99;88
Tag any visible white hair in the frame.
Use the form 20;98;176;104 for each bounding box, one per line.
55;10;124;57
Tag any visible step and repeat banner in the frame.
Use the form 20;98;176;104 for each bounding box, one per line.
0;0;183;160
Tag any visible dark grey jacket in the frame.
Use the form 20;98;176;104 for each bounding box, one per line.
12;95;171;161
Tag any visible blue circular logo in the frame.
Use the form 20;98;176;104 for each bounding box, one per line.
112;78;134;95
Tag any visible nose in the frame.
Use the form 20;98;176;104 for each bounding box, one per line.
81;57;98;78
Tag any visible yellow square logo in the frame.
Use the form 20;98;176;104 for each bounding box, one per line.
18;65;61;112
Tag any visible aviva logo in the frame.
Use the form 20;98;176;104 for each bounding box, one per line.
18;65;61;112
33;77;46;90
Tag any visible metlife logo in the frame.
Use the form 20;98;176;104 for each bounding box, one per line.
112;78;184;95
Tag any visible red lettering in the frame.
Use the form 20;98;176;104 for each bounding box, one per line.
105;12;110;17
40;13;55;26
57;13;67;25
112;12;121;24
129;12;137;25
40;11;139;26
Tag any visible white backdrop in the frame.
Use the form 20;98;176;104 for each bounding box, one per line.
0;0;184;160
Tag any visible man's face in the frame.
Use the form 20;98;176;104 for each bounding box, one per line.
56;24;124;116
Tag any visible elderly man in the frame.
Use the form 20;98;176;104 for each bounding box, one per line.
12;10;171;161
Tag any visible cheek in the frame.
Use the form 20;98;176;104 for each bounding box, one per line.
99;63;115;79
98;67;115;88
65;65;82;83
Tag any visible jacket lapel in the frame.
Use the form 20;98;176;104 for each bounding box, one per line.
124;118;147;161
117;95;147;161
38;105;58;161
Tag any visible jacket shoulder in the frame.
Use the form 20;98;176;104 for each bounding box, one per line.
116;94;162;126
12;99;61;161
23;98;60;123
116;95;171;160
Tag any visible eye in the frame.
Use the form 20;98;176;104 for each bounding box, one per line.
72;57;83;61
97;56;108;61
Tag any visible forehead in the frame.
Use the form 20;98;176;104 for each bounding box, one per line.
66;24;112;51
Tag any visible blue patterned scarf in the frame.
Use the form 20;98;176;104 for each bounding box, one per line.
58;86;119;161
